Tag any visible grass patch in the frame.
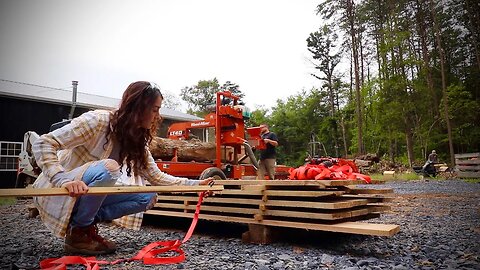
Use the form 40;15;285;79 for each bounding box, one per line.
0;197;17;206
461;178;480;184
369;173;383;181
368;172;420;182
400;172;420;181
369;172;421;182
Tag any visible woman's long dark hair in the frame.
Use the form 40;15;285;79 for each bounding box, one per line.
106;81;163;176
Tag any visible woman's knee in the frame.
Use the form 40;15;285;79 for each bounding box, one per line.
142;193;157;211
83;159;121;186
103;159;121;173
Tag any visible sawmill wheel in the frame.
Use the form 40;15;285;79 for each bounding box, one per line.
199;167;227;180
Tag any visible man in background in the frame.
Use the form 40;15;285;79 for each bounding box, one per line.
422;149;439;174
256;124;278;180
428;150;438;163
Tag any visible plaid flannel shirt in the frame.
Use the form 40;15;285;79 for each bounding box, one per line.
32;110;198;238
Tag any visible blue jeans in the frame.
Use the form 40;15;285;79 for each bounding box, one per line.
70;159;156;228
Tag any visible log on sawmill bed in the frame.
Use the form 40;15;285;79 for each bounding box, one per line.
149;137;216;162
146;180;399;243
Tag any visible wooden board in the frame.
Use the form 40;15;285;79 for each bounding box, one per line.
454;153;480;178
154;203;259;215
0;185;224;197
146;180;398;238
264;199;369;210
456;165;480;171
341;194;395;202
454;152;480;159
344;187;394;194
159;195;264;205
263;190;344;197
154;201;390;221
260;208;370;220
145;209;399;236
455;159;480;165
158;195;372;210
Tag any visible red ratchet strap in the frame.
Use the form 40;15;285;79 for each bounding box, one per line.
39;191;206;270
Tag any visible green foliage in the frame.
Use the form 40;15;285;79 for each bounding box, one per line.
180;78;219;117
462;178;480;184
176;0;480;169
306;24;341;82
443;83;480;152
400;172;420;181
0;197;16;206
180;78;245;117
220;81;245;101
161;90;182;110
244;88;345;167
248;106;270;127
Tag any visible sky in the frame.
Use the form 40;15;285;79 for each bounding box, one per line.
0;0;322;111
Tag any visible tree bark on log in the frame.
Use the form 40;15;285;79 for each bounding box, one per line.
149;137;216;162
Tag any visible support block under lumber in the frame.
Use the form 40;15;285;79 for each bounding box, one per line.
27;204;39;218
242;224;278;244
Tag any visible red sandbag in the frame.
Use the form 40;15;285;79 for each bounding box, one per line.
287;158;371;183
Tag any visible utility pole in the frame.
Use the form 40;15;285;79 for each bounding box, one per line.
68;81;78;120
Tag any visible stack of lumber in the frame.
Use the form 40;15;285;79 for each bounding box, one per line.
146;179;399;242
455;152;480;178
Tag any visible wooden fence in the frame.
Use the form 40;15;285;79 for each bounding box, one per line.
455;152;480;178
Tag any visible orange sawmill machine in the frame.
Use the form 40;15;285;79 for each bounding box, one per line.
155;91;290;180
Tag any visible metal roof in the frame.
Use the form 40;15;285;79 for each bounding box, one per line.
0;80;201;121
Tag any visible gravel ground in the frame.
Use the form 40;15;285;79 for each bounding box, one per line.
1;179;479;270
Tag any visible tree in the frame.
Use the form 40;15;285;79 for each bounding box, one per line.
220;81;245;101
249;106;269;127
180;78;244;117
430;0;455;166
160;90;182;110
305;0;480;166
317;0;365;155
307;24;342;156
345;0;365;155
180;78;219;117
266;89;331;166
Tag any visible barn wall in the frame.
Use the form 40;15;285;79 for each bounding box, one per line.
0;96;89;187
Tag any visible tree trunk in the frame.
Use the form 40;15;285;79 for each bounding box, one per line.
416;0;438;114
404;118;415;167
346;0;364;155
430;0;455;166
360;30;365;86
341;116;349;157
349;48;354;101
327;75;340;157
465;0;480;71
388;131;395;163
149;137;216;162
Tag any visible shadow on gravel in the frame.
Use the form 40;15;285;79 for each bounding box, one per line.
142;214;370;251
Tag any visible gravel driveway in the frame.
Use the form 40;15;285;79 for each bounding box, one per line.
1;179;479;269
